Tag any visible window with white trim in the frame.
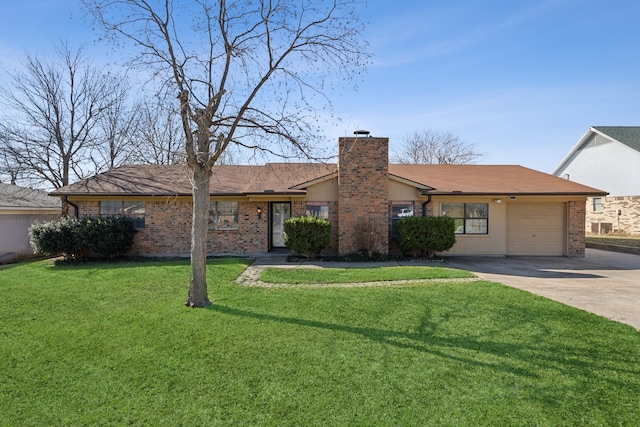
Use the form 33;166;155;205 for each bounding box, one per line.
592;198;603;212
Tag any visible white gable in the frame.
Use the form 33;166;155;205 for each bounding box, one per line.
554;130;640;196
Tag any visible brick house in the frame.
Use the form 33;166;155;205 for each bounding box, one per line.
553;126;640;235
51;135;606;257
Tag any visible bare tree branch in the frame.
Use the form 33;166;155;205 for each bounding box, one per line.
392;130;484;165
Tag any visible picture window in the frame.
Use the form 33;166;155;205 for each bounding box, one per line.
441;203;488;234
100;201;145;229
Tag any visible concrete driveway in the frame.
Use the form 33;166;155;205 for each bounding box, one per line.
445;249;640;331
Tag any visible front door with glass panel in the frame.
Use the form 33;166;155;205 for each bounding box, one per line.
270;202;291;249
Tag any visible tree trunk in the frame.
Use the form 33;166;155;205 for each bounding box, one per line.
185;163;212;307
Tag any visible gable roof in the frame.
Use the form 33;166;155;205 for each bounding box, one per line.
51;162;605;198
0;183;61;210
553;126;640;176
591;126;640;152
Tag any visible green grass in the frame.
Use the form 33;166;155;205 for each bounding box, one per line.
259;265;474;284
586;235;640;248
1;259;640;426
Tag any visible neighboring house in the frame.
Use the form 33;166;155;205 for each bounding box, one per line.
51;136;605;257
0;183;61;257
553;126;640;235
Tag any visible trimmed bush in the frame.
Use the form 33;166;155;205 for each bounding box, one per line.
284;216;331;259
394;216;456;258
29;216;135;260
83;216;136;258
29;217;86;260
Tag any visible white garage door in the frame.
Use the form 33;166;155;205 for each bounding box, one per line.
507;203;566;256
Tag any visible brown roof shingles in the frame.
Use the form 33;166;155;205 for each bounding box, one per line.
389;164;607;196
51;163;606;197
51;163;337;197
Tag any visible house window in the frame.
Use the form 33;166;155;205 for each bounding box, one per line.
441;203;488;234
592;198;603;212
391;201;415;219
390;201;414;236
209;201;238;230
306;202;329;219
100;201;145;229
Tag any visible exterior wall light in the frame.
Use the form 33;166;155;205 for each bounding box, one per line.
257;206;262;219
493;199;502;203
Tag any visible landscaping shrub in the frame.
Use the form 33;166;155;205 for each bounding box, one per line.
29;216;135;260
29;217;86;260
83;216;136;258
394;216;456;258
284;215;331;259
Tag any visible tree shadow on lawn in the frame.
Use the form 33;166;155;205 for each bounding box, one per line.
208;303;640;391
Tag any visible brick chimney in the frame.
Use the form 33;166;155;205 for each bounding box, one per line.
337;134;389;255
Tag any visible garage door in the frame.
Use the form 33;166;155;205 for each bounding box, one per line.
507;203;566;256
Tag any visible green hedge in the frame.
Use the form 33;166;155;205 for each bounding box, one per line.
83;217;136;258
284;216;331;259
29;216;136;260
394;216;456;258
29;217;86;259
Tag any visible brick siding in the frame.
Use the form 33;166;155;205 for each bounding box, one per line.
568;200;586;256
337;136;389;255
75;199;274;255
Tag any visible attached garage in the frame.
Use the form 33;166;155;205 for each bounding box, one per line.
507;203;566;256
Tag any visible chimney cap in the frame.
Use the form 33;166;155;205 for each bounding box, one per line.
353;129;370;136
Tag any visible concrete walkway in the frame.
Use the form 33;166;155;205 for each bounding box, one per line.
445;249;640;331
236;249;640;331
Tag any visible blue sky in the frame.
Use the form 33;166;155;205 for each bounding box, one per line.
2;0;640;172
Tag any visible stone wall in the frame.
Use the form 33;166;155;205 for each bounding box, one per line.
587;196;640;235
337;136;389;255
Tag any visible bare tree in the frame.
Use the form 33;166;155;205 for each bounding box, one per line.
83;0;368;307
392;130;483;165
0;133;21;185
129;97;238;165
90;83;140;171
0;43;131;189
128;97;185;165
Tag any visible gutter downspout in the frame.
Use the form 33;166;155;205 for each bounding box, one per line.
63;196;79;219
421;194;432;217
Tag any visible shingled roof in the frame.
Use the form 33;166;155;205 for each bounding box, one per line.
50;163;337;197
51;162;605;197
592;126;640;153
0;183;61;210
388;164;606;196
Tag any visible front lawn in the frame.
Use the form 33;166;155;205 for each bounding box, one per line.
259;265;474;284
1;259;639;425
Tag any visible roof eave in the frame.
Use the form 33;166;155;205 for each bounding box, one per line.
289;172;338;190
551;127;598;175
424;191;609;197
